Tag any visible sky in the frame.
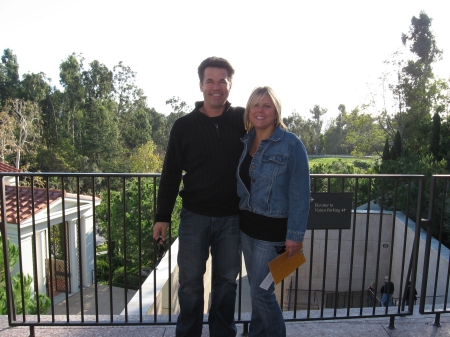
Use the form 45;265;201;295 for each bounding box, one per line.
1;0;450;124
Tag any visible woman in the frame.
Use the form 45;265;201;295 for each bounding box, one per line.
365;281;376;307
237;86;310;337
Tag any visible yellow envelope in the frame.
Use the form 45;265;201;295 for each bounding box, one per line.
268;251;306;285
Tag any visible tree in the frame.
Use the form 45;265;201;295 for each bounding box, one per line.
20;72;61;160
390;130;402;160
382;137;391;162
323;105;348;155
283;110;315;154
129;140;162;173
120;92;154;150
310;105;327;155
430;112;440;161
0;49;20;105
81;99;121;172
342;108;384;156
79;60;122;172
0;108;15;163
96;178;180;278
399;12;443;155
112;62;154;152
59;53;85;145
4;99;42;169
401;12;442;73
152;97;190;155
113;61;137;117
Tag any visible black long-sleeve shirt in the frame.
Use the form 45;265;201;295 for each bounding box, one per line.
380;281;395;295
155;101;245;222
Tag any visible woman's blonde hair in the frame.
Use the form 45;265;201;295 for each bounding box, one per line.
244;86;286;131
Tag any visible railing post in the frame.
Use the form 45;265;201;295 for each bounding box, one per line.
433;313;441;327
0;176;16;322
241;322;249;336
387;316;396;330
29;325;35;337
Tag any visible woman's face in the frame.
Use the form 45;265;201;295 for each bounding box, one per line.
249;94;277;132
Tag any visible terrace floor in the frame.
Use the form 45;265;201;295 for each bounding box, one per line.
1;307;449;337
2;269;449;337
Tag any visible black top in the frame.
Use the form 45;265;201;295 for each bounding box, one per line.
380;281;395;295
155;101;246;222
239;152;287;242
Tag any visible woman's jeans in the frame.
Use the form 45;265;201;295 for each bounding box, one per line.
176;208;240;337
240;231;286;337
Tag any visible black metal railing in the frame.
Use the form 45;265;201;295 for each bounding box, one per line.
1;172;448;336
418;174;450;327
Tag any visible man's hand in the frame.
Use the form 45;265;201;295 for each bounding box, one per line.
153;222;169;242
285;240;303;259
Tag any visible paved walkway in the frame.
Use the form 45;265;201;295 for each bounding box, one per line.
50;284;137;315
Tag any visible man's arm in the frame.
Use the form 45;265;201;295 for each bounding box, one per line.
154;120;183;242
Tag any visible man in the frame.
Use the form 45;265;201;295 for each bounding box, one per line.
153;56;245;337
380;276;395;307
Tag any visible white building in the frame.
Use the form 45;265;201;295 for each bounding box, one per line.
1;163;100;296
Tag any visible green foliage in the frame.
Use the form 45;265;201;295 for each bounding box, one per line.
0;49;20;105
382;137;391;162
430;112;440;161
0;239;51;315
283;111;315;154
390;130;402;160
397;12;444;156
95;255;111;284
110;266;141;290
96;178;180;274
0;239;19;275
10;274;51;315
353;160;372;170
310;105;327;155
375;154;448;244
344;109;384;156
129;140;162;173
323;107;347;155
309;158;378;208
309;156;375;168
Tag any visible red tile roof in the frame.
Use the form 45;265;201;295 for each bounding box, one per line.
0;163;21;172
2;186;99;225
2;186;63;224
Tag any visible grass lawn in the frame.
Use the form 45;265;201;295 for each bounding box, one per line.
308;156;377;168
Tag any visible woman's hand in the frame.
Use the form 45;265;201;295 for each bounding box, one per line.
285;240;303;258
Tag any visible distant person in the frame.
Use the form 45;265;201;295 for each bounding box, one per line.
380;276;394;307
237;86;310;337
365;281;376;307
153;56;245;337
404;281;417;306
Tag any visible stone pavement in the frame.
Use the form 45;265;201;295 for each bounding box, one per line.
1;308;449;337
2;274;449;337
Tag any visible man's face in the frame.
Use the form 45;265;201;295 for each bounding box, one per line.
199;67;232;110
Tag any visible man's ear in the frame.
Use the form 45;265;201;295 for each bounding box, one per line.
199;81;204;92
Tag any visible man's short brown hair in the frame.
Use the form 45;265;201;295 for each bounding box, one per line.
198;57;235;83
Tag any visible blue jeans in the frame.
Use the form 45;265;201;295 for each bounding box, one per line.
381;293;393;307
176;208;240;337
241;232;286;337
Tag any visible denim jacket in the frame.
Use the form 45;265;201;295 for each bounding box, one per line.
237;126;310;242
